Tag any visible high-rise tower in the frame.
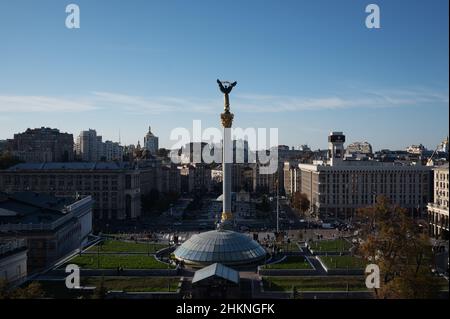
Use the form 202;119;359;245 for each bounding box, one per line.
328;131;346;166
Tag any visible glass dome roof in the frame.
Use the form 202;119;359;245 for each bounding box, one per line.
174;230;266;266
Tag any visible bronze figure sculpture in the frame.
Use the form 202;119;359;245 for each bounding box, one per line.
217;79;237;114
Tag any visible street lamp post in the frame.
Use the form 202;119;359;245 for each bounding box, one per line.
275;177;280;234
97;243;100;269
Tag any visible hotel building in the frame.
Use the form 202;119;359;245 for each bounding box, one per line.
297;132;432;221
428;164;449;239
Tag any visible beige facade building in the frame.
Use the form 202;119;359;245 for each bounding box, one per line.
297;132;432;221
283;160;301;197
0;163;141;222
7;127;74;163
428;164;449;239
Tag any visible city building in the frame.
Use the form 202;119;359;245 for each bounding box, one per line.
211;164;253;193
179;164;212;193
103;140;124;161
75;129;102;162
298;144;311;152
276;145;305;161
135;157;180;195
346;141;373;155
143;126;159;155
0;192;93;273
0;140;7;154
7;127;74;162
428;164;449;239
283;160;301;197
75;129;123;162
298;132;432;221
0;239;27;284
406;144;427;155
438;136;449;153
252;163;278;194
0;162;141;223
210;191;256;221
159;163;181;194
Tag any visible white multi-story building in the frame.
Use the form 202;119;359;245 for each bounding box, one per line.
103;140;124;161
428;164;449;239
283;160;301;197
297;132;432;221
76;130;124;162
438;136;449;153
75;129;102;162
144;126;159;155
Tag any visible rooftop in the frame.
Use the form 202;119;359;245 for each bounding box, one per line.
174;230;266;266
0;192;82;225
192;263;239;285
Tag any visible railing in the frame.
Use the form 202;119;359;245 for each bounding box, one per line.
0;196;93;232
0;238;27;255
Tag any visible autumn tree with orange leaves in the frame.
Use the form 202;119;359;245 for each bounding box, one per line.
356;196;441;299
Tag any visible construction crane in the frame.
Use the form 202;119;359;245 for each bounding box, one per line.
426;143;445;166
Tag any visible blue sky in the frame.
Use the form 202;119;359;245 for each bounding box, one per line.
0;0;448;150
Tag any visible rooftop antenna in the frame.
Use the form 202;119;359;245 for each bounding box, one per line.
119;129;121;145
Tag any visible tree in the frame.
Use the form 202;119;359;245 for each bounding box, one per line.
0;280;45;299
357;196;441;299
291;192;310;214
92;277;108;299
256;195;271;212
142;190;180;215
0;279;8;299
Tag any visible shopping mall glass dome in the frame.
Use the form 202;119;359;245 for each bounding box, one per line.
174;230;266;266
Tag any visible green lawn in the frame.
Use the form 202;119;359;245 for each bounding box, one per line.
67;254;175;269
86;240;169;253
263;256;312;270
83;276;180;292
309;239;351;252
262;276;368;292
36;277;180;298
438;278;449;291
319;255;366;269
34;280;93;299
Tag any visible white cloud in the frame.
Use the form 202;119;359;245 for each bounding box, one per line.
0;95;97;113
92;91;217;114
0;87;447;115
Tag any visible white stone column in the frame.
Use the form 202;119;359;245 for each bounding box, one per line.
223;127;232;218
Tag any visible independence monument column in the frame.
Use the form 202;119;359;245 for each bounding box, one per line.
217;79;237;227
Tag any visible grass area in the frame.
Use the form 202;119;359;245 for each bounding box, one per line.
83;276;180;292
319;255;366;269
281;242;300;252
262;276;368;292
437;277;449;291
263;256;312;270
86;240;169;253
37;277;180;298
67;254;175;269
35;280;93;299
309;239;351;252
